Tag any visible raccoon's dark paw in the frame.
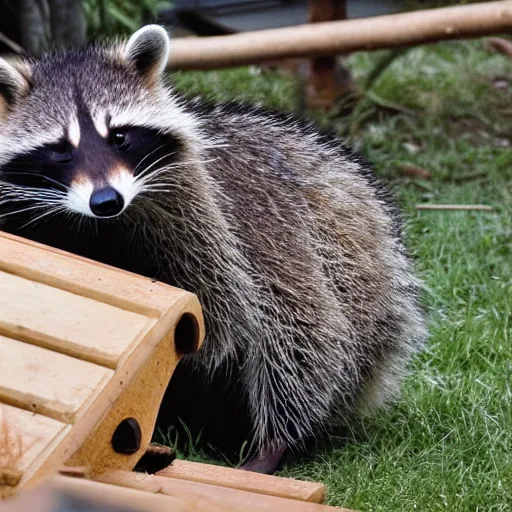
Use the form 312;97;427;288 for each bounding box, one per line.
239;445;286;475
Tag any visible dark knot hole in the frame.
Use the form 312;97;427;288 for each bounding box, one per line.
111;417;142;455
174;312;200;355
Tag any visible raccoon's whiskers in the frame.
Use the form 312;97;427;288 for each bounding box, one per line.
0;181;67;202
0;203;56;220
134;152;176;181
20;205;67;230
1;171;70;192
1;192;64;204
133;145;166;175
136;156;218;187
134;158;219;202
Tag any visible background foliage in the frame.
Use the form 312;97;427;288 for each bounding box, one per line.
83;0;172;38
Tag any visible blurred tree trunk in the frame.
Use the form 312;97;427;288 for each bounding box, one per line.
19;0;52;55
0;0;22;53
49;0;87;50
0;0;86;56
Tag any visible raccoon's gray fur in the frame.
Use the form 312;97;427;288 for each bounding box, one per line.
0;26;427;472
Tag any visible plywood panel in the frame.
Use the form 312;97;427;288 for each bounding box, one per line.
0;404;69;473
0;270;153;368
0;336;113;423
0;232;187;317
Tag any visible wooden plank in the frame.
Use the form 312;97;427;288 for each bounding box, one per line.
0;270;154;368
167;1;512;70
157;459;325;503
49;476;218;512
97;471;353;511
0;336;113;423
0;404;69;473
0;232;188;317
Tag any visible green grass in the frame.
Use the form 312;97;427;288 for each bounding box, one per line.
168;38;512;511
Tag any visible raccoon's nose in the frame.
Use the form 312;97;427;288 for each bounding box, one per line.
89;187;125;217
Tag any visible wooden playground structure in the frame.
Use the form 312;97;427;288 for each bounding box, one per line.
0;232;347;511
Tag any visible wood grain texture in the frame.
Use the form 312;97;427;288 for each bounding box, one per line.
0;404;69;473
0;232;188;317
158;459;325;503
0;336;113;423
0;271;153;368
50;476;218;512
64;296;202;479
97;471;353;511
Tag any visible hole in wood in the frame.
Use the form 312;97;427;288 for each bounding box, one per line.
174;312;199;355
111;418;142;455
135;443;176;474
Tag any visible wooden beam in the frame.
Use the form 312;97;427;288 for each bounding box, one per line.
167;1;512;70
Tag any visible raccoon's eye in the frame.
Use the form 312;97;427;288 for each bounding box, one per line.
109;129;130;150
46;140;73;163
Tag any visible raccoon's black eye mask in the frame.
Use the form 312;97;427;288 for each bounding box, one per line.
1;124;183;192
104;126;183;177
1;142;74;191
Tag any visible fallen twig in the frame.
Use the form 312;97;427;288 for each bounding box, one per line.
416;204;494;211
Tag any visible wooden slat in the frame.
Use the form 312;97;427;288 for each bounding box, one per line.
97;471;352;511
0;270;153;368
157;459;325;503
0;232;187;317
0;336;113;423
50;476;218;512
0;404;69;473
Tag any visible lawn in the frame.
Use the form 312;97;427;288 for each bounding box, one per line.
167;38;512;511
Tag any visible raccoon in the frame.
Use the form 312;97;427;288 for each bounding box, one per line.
0;26;427;473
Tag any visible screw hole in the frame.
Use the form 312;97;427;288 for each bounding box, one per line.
111;417;142;455
174;312;200;356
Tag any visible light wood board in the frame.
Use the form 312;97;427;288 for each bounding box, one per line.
158;459;326;503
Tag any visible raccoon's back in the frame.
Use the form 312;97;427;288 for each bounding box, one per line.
199;101;425;386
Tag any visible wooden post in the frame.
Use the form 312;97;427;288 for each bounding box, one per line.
307;0;348;109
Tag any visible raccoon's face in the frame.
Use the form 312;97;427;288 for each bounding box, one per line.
0;26;202;228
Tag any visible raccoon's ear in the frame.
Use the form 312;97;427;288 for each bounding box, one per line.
0;57;31;107
0;57;31;121
123;25;170;86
